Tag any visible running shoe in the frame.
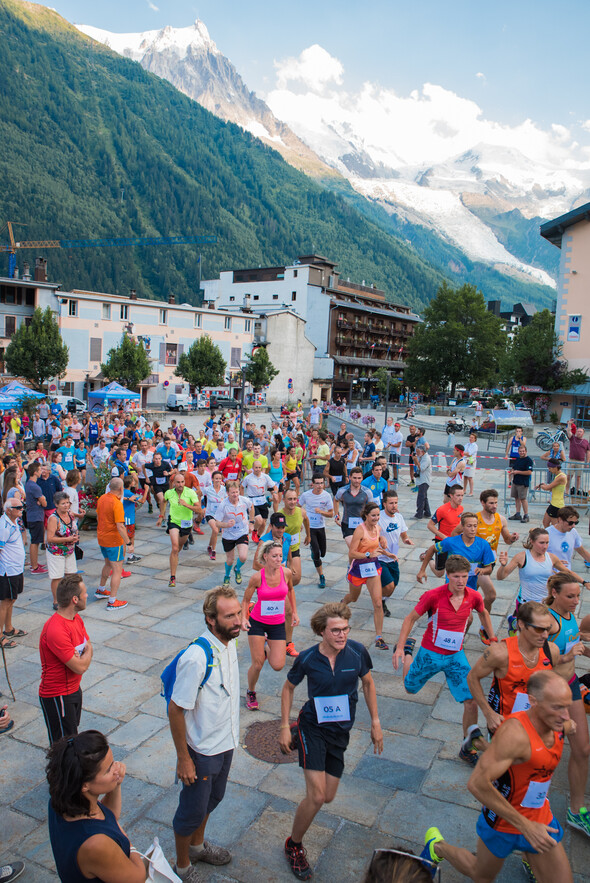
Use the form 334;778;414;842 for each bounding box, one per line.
126;554;142;563
408;480;415;487
382;599;391;617
148;504;153;514
419;827;444;877
234;567;242;585
246;690;258;710
187;533;195;545
479;627;492;645
252;529;259;544
521;514;530;523
567;805;590;837
0;861;25;882
411;486;419;493
284;838;312;880
393;637;416;657
286;642;299;657
508;513;522;521
375;637;389;650
168;576;176;588
106;599;128;611
94;587;111;598
194;527;204;536
507;614;518;637
318;574;326;589
30;565;48;574
209;550;216;561
521;857;538;883
222;576;231;587
459;743;479;766
462;725;485;754
110;569;131;578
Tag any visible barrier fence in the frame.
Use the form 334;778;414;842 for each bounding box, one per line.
502;463;590;518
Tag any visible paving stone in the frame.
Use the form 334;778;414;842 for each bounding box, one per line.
378;790;481;846
377;731;442;768
12;780;51;821
105;628;185;660
313;820;392;882
421;759;481;810
0;739;47;803
122;725;177;786
354;694;433;735
1;807;40;851
109;713;168;748
354;755;426;791
371;670;442;705
83;670;161;718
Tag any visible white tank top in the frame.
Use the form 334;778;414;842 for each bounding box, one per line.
519;550;553;603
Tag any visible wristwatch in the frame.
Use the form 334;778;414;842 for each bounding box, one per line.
365;552;370;559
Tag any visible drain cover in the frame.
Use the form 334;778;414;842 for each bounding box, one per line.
243;719;297;764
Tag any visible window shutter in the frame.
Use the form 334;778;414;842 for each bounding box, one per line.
159;343;166;365
90;338;102;361
178;344;184;359
230;347;241;368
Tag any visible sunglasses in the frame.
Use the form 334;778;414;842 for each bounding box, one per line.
567;520;579;526
524;622;550;635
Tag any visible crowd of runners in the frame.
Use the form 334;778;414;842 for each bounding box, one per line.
1;398;590;883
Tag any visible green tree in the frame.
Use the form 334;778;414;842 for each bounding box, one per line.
404;282;507;395
175;335;226;390
372;367;401;400
101;334;151;389
502;310;588;391
243;347;279;392
5;307;68;388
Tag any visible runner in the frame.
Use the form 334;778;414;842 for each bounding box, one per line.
545;574;590;837
537;459;568;527
143;452;171;514
157;472;201;588
422;669;574;883
253;512;291;570
333;467;370;548
361;461;388;510
298;476;334;589
241;540;298;710
505;426;525;467
217;446;243;483
424;486;464;575
278;602;383;881
378;491;413;618
393;555;496;765
341;502;393;650
323;444;347;497
546;506;590;569
417;512;495;593
277;488;310;657
241;459;277;543
203;471;227;561
214;481;254;587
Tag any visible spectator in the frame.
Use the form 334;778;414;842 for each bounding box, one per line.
46;492;79;611
508;443;534;523
566;420;590;496
25;461;48;574
39;573;93;743
38;462;62;532
0;497;27;650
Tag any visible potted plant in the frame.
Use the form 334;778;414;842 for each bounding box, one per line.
79;462;112;529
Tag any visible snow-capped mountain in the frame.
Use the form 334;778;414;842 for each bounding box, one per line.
77;22;334;178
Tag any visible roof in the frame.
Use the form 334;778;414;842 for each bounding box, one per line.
332;355;405;369
540;201;590;247
330;301;421;323
551;382;590;396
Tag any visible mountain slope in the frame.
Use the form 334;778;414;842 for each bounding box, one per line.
0;0;447;309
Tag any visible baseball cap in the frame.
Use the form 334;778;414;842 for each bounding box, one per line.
270;512;287;528
178;461;188;472
394;422;401;427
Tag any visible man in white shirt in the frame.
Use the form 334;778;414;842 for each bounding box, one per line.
308;399;322;428
0;498;27;647
547;506;590;569
378;491;413;616
299;476;334;589
169;586;242;879
387;422;404;481
91;439;110;467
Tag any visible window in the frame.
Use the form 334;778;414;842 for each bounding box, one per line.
25;290;35;306
272;294;279;300
68;300;78;317
229;296;235;302
245;319;251;332
5;316;16;337
292;291;297;301
224;316;232;331
159;309;167;325
294;269;298;278
102;303;111;320
24;317;32;327
120;304;129;320
4;290;15;305
230;347;241;368
90;338;102;362
165;344;178;366
253;295;259;301
63;382;75;396
194;313;202;328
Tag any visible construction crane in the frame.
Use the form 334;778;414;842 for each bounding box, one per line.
2;222;217;278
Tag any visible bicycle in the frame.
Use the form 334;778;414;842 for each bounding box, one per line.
534;426;568;452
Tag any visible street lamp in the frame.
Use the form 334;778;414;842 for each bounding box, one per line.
238;358;249;447
384;372;391;423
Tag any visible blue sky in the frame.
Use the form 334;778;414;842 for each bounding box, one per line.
40;0;590;134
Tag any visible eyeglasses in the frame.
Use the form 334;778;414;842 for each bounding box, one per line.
328;626;350;636
567;520;579;526
524;622;550;635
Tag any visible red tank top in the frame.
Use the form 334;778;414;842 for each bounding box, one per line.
250;566;289;625
487;636;553;716
483;710;564;833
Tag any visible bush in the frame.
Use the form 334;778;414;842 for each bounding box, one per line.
549;411;559;425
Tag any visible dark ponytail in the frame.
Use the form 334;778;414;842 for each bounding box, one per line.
46;730;109;817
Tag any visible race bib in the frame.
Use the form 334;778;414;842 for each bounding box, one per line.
290;532;300;546
227;472;239;480
521;779;551;809
314;694;351;724
180;519;193;529
156;477;166;484
331;475;342;483
565;638;580;654
260;600;285;618
359;561;378;578
468;562;478;577
348;517;362;528
307;511;323;528
75;638;87;655
434;627;464;651
251;495;267;506
511;692;531;713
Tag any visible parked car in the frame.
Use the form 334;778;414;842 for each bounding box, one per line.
52;396;87;414
166;393;190;412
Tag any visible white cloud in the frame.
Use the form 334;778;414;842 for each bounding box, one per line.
476;71;486;83
146;0;159;11
582;119;590;132
274;44;343;93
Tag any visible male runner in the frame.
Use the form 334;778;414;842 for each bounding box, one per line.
333;467;370;547
241;460;277;542
279;602;383;880
393;555;496;765
378;491;413;617
299;476;334;589
323;444;347;496
361;461;388;510
214;481;254;587
144;452;171;513
157;473;202;588
417;512;495;588
422;669;574;883
253;512;291;570
424;486;464;574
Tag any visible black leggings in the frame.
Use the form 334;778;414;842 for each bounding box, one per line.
39;688;82;745
310;528;326;568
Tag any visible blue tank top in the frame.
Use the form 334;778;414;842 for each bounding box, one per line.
48;800;130;883
88;422;99;443
548;608;580;655
518;551;554;604
268;462;284;483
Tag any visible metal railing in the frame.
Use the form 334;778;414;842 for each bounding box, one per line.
502;463;590;518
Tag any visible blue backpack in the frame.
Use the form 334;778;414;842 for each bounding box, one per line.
161;636;214;710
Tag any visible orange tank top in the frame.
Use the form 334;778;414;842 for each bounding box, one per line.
482;710;564;833
476;511;502;551
487;636;553;717
357;523;380;557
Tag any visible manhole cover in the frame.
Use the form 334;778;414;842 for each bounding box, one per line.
243;719;297;764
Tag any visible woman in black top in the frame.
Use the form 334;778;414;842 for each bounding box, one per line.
46;730;147;883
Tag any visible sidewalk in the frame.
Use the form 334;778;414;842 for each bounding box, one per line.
1;466;589;882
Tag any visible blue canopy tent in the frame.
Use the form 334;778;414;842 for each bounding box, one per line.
0;397;21;410
87;381;140;412
0;380;44;399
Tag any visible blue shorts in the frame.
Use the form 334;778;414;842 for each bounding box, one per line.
476;811;563;858
173;747;233;837
99;544;125;562
404;646;472;703
380;560;400;588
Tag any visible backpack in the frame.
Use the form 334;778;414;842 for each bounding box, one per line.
160;636;214;710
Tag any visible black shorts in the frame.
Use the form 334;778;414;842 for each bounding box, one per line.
28;521;44;545
0;572;23;601
172;747;233;837
167;519;193;537
341;524;356;539
253;504;269;519
290;548;300;558
39;688;83;745
434;550;448;571
546;504;560;519
295;717;349;778
222;534;249;552
204;514;216;523
248;616;287;640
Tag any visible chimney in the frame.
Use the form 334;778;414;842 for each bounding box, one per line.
129;289;137;300
22;262;31;281
34;257;47;282
168;293;175;305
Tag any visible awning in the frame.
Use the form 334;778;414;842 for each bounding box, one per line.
332;356;405;369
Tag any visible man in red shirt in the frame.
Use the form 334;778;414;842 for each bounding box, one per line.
218;447;243;482
39;573;93;744
566;420;590;496
425;485;464;573
393;555;495;765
